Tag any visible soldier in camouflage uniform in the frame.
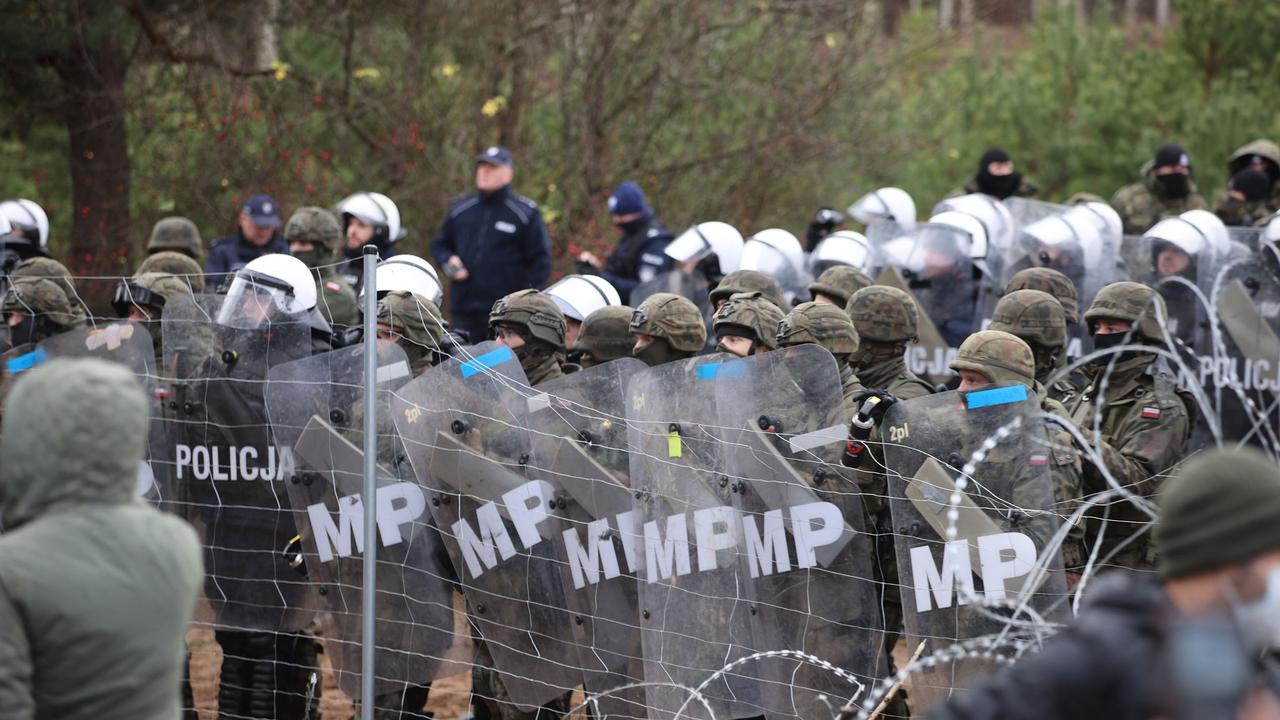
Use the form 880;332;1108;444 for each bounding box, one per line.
845;285;935;399
137;251;206;294
376;291;452;376
568;305;633;369
951;329;1086;573
1004;266;1080;327
1214;138;1280;221
776;301;864;409
628;292;706;366
807;264;872;308
112;271;196;362
1214;168;1274;227
285;207;360;329
8;257;90;325
146;216;203;260
708;268;787;312
1110;143;1208;235
1058;281;1195;571
711;290;785;358
3;276;83;350
489;289;568;387
988;289;1071;396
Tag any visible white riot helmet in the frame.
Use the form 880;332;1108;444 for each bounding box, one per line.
810;230;874;274
847;187;916;230
664;221;744;274
1143;209;1230;260
363;255;444;306
1019;203;1113;275
545;274;622;322
334;192;406;245
932;193;1014;254
216;253;317;329
0;199;50;252
741;228;805;278
1265;211;1280;245
927;210;985;261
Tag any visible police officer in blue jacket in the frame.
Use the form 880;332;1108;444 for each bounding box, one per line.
431;145;552;342
204;194;288;290
576;181;673;304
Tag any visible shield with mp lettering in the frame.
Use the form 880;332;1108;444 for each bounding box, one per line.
882;387;1070;714
391;341;582;710
265;343;461;698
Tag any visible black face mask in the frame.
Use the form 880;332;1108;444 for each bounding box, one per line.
291;247;328;269
977;170;1022;199
1090;331;1142;366
1156;172;1191;199
633;338;678;367
7;314;37;348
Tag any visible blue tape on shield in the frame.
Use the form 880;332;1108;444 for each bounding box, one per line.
460;346;515;379
965;384;1028;410
5;348;47;374
696;360;746;380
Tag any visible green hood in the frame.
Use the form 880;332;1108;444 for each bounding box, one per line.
0;357;148;529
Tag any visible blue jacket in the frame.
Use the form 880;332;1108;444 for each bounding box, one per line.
431;185;552;314
599;215;673;304
203;229;288;290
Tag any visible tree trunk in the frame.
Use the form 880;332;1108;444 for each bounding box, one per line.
55;34;132;294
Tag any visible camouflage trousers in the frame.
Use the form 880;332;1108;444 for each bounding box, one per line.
471;639;573;720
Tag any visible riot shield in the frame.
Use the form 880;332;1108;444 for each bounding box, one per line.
1001;203;1125;356
714;344;884;719
265;343;459;699
1002;197;1068;231
883;387;1069;713
626;355;758;720
868;222;979;350
524;358;649;718
631;269;716;350
390;342;582;709
158;293;318;632
1199;250;1280;450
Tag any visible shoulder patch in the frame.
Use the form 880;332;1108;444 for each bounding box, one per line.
647;228;660;237
325;281;341;292
515;194;538;209
1140;406;1161;420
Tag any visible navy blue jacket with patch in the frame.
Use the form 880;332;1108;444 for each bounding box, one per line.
203;229;288;290
431;185;552;314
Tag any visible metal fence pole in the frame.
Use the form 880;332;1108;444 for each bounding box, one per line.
360;244;379;720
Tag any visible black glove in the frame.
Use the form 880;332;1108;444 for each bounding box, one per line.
575;259;601;276
850;389;899;425
841;390;898;468
804;207;845;251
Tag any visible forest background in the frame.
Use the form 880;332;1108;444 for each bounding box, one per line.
2;0;1277;299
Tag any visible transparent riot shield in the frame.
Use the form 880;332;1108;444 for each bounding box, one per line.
390;342;582;709
1200;250;1280;451
159;293;318;632
714;344;884;719
1002;197;1068;231
632;269;716;350
265;343;459;699
868;222;979;350
626;355;757;720
883;387;1069;714
524;358;648;719
1001;204;1125;356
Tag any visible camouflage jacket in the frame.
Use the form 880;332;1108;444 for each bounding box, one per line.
839;363;865;415
314;267;360;329
525;352;565;387
1110;170;1208;235
1060;354;1194;570
854;354;934;401
1212;192;1276;228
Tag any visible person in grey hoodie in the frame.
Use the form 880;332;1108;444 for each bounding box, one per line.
0;357;202;719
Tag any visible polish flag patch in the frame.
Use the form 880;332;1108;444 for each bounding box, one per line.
1141;406;1161;419
1029;453;1048;466
325;281;341;292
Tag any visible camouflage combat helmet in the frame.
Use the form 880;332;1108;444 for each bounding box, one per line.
629;292;707;352
489;289;567;350
136;251;206;293
1083;281;1168;344
113;272;192;316
1004;266;1080;325
8;257;87;322
776;301;859;357
1228;139;1280;173
807;266;873;307
845;285;918;344
378;291;449;373
146;216;203;257
284;206;343;252
572;305;635;366
2;276;80;328
709;269;787;310
949;330;1036;389
713;291;785;350
988;289;1067;350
